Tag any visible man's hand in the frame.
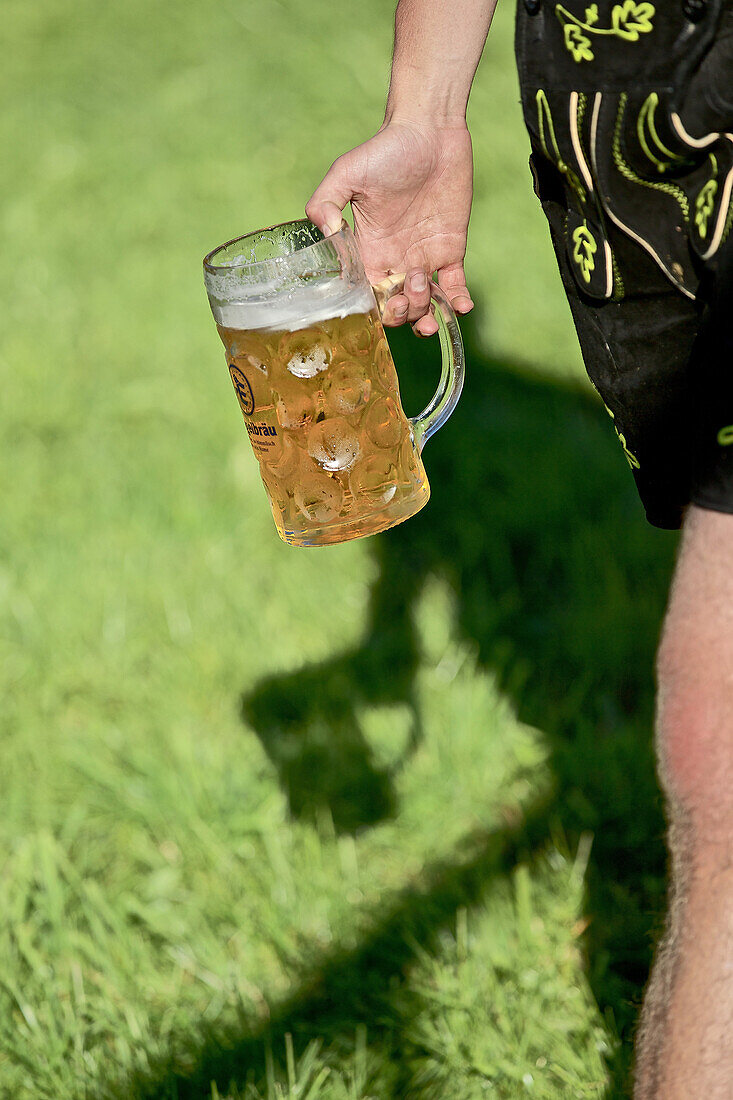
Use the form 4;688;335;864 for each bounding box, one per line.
306;120;474;336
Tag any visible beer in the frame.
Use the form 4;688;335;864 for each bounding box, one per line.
216;293;430;546
205;219;464;545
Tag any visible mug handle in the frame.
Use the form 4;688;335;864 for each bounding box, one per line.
373;274;465;451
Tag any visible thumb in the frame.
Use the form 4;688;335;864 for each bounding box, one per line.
306;156;356;235
307;199;344;237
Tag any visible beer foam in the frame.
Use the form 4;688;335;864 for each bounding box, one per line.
209;278;375;333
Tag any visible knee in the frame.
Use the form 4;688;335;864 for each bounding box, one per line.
656;632;733;840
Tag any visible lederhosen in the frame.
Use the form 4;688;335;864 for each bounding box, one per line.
515;0;733;528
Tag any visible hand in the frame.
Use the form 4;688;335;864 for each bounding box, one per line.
306;119;474;336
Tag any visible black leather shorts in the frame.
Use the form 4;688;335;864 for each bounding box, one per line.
516;0;733;528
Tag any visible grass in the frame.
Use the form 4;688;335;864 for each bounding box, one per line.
0;1;678;1097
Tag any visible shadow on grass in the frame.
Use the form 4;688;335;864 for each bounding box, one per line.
135;315;677;1099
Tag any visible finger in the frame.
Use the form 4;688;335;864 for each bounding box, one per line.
413;312;439;338
438;262;474;315
382;293;410;328
413;304;438;338
306;158;354;236
404;268;432;324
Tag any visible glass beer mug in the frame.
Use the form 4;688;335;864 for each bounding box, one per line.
203;219;464;547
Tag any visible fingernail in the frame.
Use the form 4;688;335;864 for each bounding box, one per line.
410;272;427;292
456;298;474;313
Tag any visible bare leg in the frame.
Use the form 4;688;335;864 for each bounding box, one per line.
634;505;733;1099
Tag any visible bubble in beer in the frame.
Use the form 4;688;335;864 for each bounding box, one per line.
364;396;403;449
281;331;330;379
276;390;315;430
261;468;287;514
234;332;271;375
374;337;397;392
323;358;372;415
246;352;268;375
265;433;299;479
340;314;374;355
294;470;343;523
350;453;398;506
307;418;360;472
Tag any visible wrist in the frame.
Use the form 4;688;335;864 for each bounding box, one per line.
382;99;470;132
385;0;494;128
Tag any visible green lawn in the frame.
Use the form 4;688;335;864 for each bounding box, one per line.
0;1;678;1097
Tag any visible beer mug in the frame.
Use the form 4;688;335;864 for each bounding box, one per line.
203;219;464;547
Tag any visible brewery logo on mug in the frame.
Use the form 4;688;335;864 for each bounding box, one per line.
229;364;255;416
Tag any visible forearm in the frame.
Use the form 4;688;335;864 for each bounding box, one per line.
385;0;498;125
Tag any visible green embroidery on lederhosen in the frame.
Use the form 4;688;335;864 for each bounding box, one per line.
637;93;689;174
536;89;587;203
610;246;625;299
695;174;719;241
617;428;641;469
572;223;597;283
575;92;625;299
536;90;623;298
613;93;690;220
603;401;641;469
556;2;656;63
